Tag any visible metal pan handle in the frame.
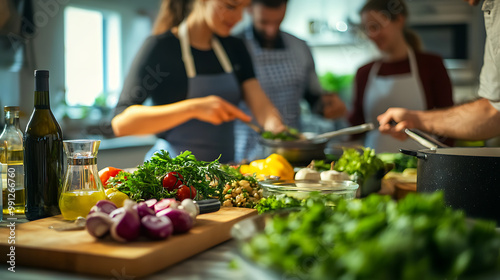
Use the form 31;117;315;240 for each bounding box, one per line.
400;149;427;160
313;123;375;141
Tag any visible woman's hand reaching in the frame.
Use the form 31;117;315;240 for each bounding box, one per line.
190;95;252;125
112;95;251;137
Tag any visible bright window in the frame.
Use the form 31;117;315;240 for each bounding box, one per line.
64;6;121;107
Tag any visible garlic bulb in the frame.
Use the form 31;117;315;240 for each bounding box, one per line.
320;170;350;181
295;167;321;180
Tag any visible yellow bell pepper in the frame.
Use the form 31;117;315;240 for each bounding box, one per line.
249;159;267;174
241;154;294;180
263;153;294;180
239;164;257;175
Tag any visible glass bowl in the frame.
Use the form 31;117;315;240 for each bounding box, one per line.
258;179;359;200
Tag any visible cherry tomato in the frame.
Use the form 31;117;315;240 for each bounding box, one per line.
162;172;184;191
175;185;197;201
98;167;123;187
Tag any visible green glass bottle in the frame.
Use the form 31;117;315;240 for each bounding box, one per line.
24;70;63;221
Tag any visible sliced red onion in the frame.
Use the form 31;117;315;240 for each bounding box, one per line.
109;207;125;219
89;200;118;215
86;212;113;238
144;199;157;209
110;200;141;242
156;208;193;234
154;198;179;213
141;215;173;240
134;201;156;218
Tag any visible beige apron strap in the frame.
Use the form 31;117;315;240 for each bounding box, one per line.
407;47;425;95
212;37;233;73
179;20;233;78
179;21;196;78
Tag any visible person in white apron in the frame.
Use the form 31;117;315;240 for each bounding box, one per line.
363;48;427;153
349;0;454;153
377;0;500;142
112;0;285;163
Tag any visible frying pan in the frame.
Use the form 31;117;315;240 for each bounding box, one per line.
257;123;375;166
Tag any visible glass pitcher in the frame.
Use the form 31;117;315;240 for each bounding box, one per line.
59;140;106;220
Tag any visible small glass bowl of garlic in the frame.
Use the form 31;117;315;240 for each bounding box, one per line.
258;179;358;201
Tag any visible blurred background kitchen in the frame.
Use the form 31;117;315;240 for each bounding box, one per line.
0;0;491;168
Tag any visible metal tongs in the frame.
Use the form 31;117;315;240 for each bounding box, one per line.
404;128;449;150
309;123;375;141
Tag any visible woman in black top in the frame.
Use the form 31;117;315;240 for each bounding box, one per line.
112;0;284;163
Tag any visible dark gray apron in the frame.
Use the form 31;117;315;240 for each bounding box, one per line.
146;21;241;163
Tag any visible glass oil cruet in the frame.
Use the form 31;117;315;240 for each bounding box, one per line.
59;140;106;220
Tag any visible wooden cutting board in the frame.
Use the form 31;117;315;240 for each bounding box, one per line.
0;207;257;278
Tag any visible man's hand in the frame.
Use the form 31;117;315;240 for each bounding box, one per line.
322;94;347;119
464;0;481;6
377;108;420;140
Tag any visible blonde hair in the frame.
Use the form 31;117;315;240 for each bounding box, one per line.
360;0;422;52
152;0;195;35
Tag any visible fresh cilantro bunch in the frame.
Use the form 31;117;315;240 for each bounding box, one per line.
243;192;500;279
110;150;234;202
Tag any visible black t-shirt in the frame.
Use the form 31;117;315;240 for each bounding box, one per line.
114;30;256;116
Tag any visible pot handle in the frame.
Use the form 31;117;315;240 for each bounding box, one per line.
400;149;427;160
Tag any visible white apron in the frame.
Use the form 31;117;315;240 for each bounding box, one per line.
145;21;242;163
363;48;426;153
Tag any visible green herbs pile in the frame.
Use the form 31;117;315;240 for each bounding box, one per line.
243;192;500;280
334;147;385;184
109;150;234;202
378;152;418;173
255;192;341;214
261;127;300;141
255;194;302;214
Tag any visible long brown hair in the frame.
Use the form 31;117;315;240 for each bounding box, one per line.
360;0;422;52
152;0;195;35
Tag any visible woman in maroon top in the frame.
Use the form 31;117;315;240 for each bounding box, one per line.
348;0;453;153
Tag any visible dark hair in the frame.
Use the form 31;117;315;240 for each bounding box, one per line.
252;0;288;8
360;0;422;52
152;0;194;35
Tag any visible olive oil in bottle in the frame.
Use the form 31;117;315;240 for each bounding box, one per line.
0;106;25;218
24;70;63;221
